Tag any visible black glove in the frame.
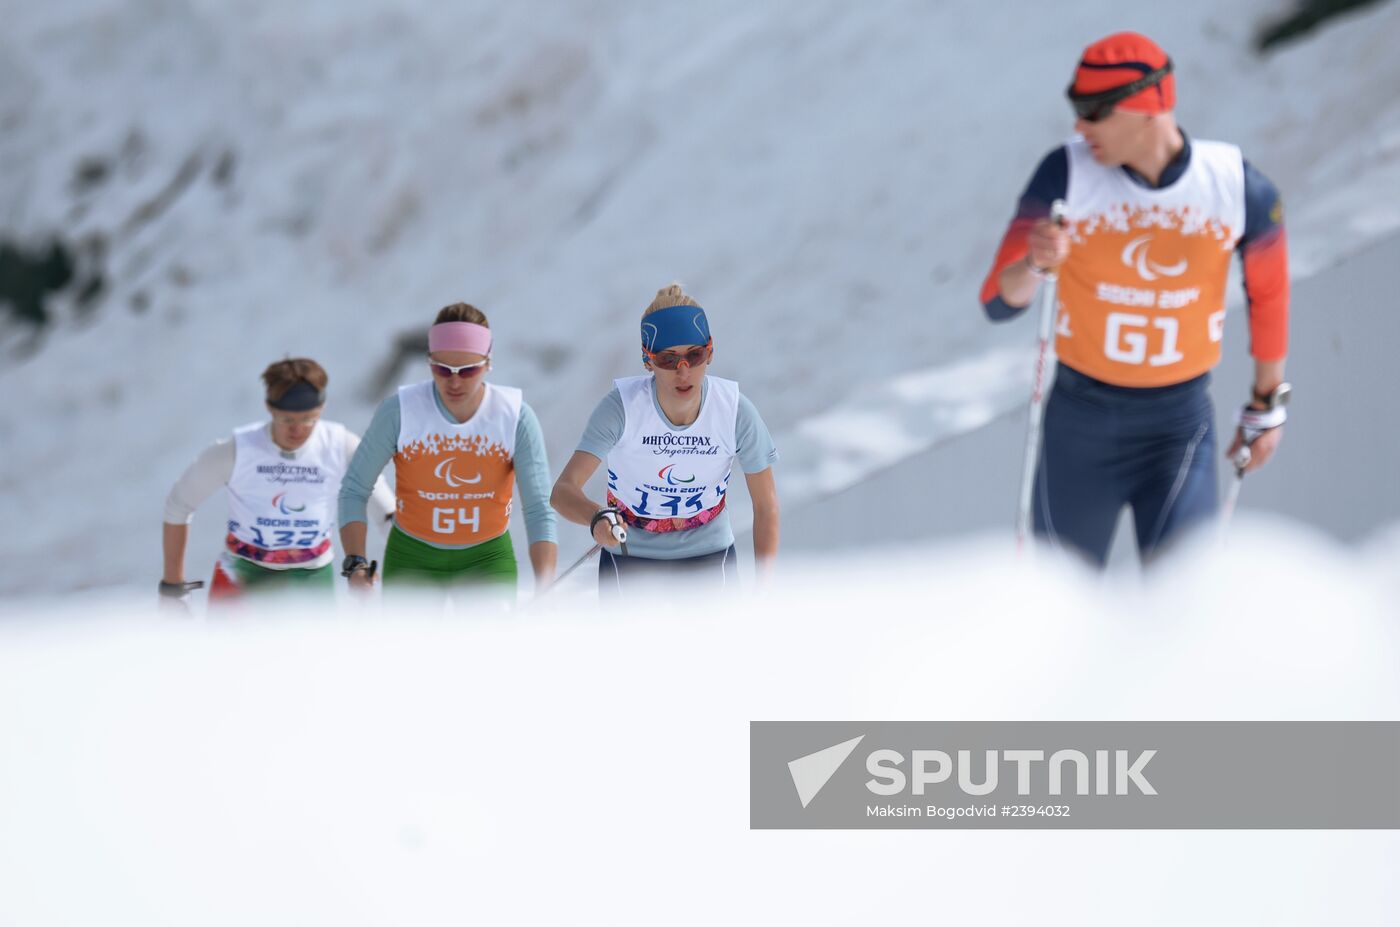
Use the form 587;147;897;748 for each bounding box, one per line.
158;580;205;599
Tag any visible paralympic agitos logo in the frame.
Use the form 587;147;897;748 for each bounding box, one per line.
270;492;306;515
1121;234;1187;282
434;457;483;488
658;464;696;486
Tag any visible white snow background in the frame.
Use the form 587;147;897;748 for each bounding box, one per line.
2;0;1399;597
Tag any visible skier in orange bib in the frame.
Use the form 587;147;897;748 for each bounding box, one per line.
980;32;1291;566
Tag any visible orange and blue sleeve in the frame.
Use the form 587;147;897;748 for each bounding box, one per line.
1239;160;1289;361
980;147;1068;321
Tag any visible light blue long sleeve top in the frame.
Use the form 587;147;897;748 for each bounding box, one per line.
575;379;778;560
338;385;557;547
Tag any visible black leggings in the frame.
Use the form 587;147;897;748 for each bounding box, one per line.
1034;366;1217;567
597;545;737;601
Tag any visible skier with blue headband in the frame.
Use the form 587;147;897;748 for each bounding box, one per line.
552;283;780;597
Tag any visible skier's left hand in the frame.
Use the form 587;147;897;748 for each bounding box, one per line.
157;580;203;616
1227;425;1282;474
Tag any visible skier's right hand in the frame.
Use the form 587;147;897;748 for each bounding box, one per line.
1027;217;1070;273
592;519;624;547
590;508;627;548
347;569;376;592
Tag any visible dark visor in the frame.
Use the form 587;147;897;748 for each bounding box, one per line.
1066;58;1172;122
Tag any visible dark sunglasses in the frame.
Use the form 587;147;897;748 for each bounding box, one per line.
1067;59;1172;123
644;341;712;371
429;358;488;379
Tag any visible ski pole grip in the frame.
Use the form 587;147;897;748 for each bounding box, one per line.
591;507;627;545
1231;445;1252;475
1050;199;1067;227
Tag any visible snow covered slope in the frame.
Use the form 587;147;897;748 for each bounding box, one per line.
3;0;1400;595
1;525;1398;924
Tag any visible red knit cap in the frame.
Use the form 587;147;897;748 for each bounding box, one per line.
1071;32;1175;114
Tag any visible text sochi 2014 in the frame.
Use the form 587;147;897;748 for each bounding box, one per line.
866;749;1157;796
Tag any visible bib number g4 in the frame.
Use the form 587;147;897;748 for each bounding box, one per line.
432;506;480;535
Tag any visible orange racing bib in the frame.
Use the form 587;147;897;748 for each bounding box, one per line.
393;380;520;546
1055;137;1245;387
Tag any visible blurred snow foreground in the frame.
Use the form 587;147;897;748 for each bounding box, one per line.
1;518;1398;925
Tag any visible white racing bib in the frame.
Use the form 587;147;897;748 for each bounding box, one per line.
225;420;350;569
605;376;739;533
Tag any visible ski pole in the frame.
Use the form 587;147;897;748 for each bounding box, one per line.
1016;199;1067;553
548;514;628;590
1219;444;1252;539
555;544;602;584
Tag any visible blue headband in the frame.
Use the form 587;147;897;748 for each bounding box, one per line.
268;381;326;412
641;304;711;355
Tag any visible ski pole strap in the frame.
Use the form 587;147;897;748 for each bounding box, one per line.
590;507;628;556
158;580;205;598
1237;404;1286;443
590;507;622;534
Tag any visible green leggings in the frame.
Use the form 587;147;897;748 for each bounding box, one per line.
382;526;518;592
223;557;334;593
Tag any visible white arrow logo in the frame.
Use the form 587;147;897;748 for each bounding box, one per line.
1121;234;1187;282
788;735;865;809
433;458;482;488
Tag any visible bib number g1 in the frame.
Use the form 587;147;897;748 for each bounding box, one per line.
1103;310;1225;367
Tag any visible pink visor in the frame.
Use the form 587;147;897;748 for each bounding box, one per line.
428;321;492;355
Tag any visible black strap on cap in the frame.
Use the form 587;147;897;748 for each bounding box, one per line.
1067;58;1173;107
